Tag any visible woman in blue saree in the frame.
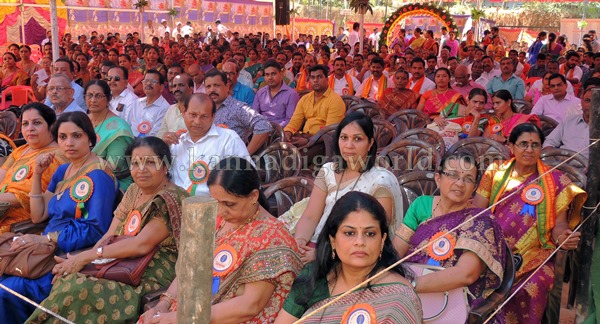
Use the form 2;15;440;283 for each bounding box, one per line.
0;111;118;323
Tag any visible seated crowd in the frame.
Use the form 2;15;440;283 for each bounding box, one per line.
0;23;595;323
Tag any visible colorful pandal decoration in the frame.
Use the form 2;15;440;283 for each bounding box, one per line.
379;2;459;49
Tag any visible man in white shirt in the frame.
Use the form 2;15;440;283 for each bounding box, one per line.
158;73;194;139
46;74;85;115
232;53;254;88
182;21;193;37
356;57;389;101
187;64;206;94
476;56;500;88
107;66;138;120
128;69;170;137
438;27;448;56
144;20;156;43
329;57;361;96
348;22;360;53
157;19;170;39
216;19;229;37
408;57;435;95
169;93;250;196
560;51;583;89
531;74;581;124
368;28;380;49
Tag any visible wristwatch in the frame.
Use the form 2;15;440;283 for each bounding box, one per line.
96;247;103;259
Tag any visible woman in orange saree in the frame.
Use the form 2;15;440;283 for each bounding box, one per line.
0;103;65;233
417;68;466;118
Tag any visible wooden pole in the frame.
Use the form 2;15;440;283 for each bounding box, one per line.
575;89;600;321
20;0;26;44
49;0;59;62
177;196;217;323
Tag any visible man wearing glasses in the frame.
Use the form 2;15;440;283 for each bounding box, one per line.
46;74;86;115
222;59;255;105
531;73;581;124
41;58;86;110
128;69;170;137
107;66;138;120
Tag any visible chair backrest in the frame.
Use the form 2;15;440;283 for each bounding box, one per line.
447;137;511;172
0;111;18;138
387;109;431;134
257;121;285;152
373;119;397;151
553;163;587;189
378;139;441;177
0;86;34;111
397;170;438;218
254;142;301;185
537;115;558;137
263;176;314;217
347;102;384;120
298;123;339;168
513;99;533;114
540;147;588;174
393;128;446;156
341;95;361;111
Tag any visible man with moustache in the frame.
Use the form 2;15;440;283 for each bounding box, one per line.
222;59;255;105
329;57;361;96
475;56;500;88
356;57;389;102
453;65;492;109
107;66;138;119
187;63;206;93
408;57;435;95
205;70;271;155
46;74;85;115
128;69;170;137
169;93;250;197
487;57;525;99
158;73;194;140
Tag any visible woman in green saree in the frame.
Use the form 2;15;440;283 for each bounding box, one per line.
85;79;134;191
27;137;189;324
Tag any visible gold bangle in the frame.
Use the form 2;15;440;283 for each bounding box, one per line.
160;292;175;306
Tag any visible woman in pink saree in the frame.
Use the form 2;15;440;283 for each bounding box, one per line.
417;68;465;118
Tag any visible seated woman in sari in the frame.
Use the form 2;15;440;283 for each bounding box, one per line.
525;71;552;105
244;48;264;83
140;157;302;323
473;123;586;323
0;111;118;323
434;88;499;139
379;69;420;117
487;90;540;145
417;68;466;118
292;112;404;263
393;152;506;310
275;191;423;323
85;79;134;191
27;136;188;323
1;52;30;91
0;103;66;233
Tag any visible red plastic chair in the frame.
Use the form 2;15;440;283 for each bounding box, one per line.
525;77;541;87
0;86;34;111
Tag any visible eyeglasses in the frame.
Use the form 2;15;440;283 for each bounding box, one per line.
440;171;477;185
106;76;122;82
47;86;71;92
85;93;106;100
514;141;542;150
142;79;160;85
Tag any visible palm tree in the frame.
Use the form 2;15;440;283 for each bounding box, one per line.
349;0;373;55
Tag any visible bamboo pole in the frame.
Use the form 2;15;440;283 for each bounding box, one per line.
49;0;59;62
177;196;217;323
20;0;26;44
575;89;600;321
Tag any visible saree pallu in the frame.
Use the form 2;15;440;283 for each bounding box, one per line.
244;63;263;79
401;208;506;310
379;88;420;116
422;89;465;117
0;69;30;87
445;113;498;138
486;113;540;138
213;214;303;323
26;184;188;324
478;160;586;323
0;144;65;233
93;116;134;192
300;283;422;323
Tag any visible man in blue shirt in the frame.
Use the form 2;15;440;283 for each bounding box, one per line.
222;59;255;106
487;57;525;100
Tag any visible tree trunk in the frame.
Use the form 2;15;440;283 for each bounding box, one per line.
359;9;365;55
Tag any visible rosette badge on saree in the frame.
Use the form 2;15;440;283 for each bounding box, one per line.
70;176;94;219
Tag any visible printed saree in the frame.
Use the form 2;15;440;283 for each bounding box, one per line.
0;144;65;233
422;89;465;117
212;213;303;323
26;183;188;324
379;88;420;117
397;199;506;310
477;159;586;323
300;283;422;323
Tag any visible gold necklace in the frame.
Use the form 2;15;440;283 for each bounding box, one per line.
215;208;260;245
134;180;168;209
